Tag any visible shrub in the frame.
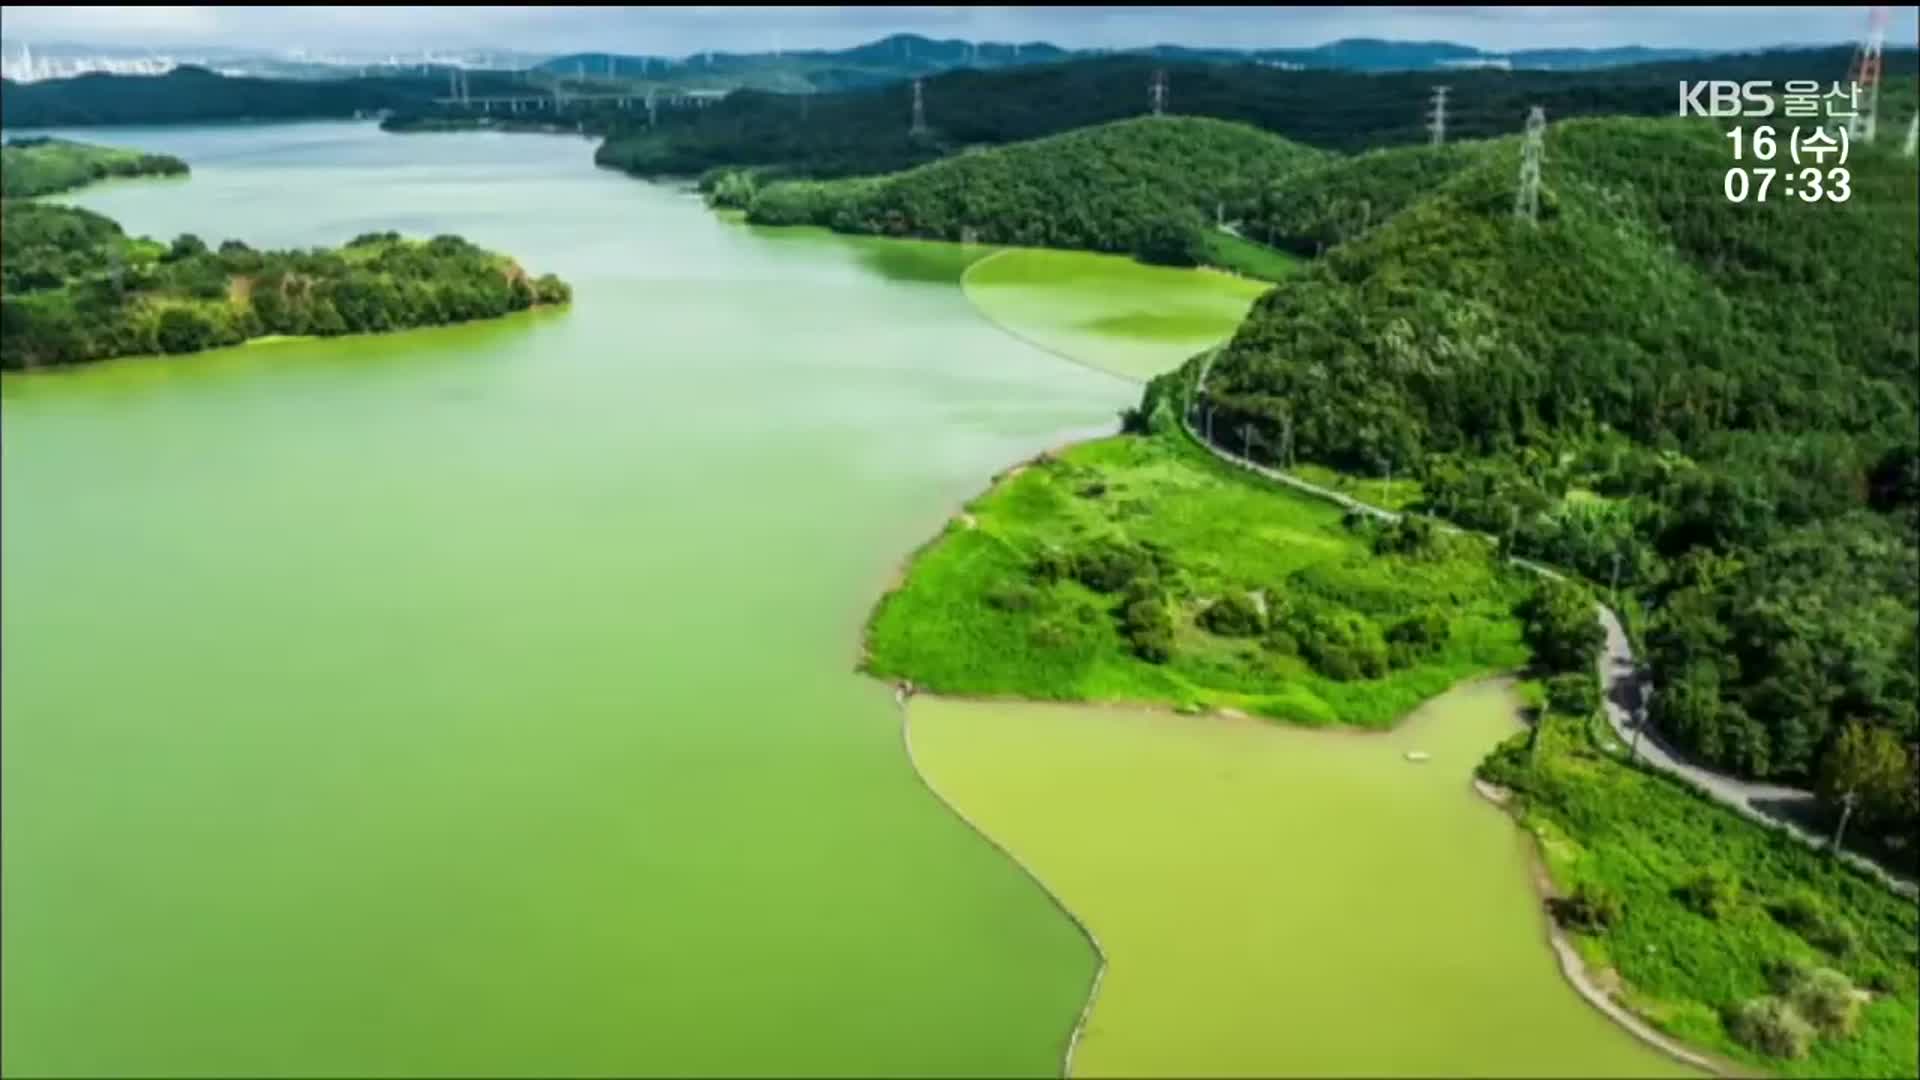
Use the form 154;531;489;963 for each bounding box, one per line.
1291;607;1388;681
1787;966;1862;1037
985;582;1042;613
1199;591;1264;637
1674;864;1741;920
1073;538;1157;594
1550;881;1622;932
1769;889;1858;957
1029;545;1073;585
1546;672;1603;718
1726;995;1815;1059
1386;608;1448;651
1122;596;1174;663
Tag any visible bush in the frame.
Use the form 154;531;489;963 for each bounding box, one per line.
1727;995;1815;1059
1122;595;1174;663
1550;881;1622;932
1199;591;1264;637
1072;538;1157;594
1546;672;1603;718
1291;607;1388;681
1386;608;1448;651
1769;889;1858;957
985;582;1042;613
1029;545;1073;585
1787;966;1862;1037
1674;864;1741;920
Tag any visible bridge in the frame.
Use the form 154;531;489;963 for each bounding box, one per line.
429;90;727;112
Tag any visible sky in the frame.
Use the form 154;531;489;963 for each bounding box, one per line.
0;5;1914;58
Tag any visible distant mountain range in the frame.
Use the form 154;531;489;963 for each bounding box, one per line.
528;34;1736;94
1;31;1771;94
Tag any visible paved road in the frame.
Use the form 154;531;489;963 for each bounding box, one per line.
1184;349;1916;897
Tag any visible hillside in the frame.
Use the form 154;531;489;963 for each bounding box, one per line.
0;65;534;127
594;47;1920;181
739;116;1324;266
1163;114;1919;844
0;203;571;370
1;136;188;198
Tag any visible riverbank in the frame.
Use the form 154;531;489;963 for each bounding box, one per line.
1474;778;1747;1079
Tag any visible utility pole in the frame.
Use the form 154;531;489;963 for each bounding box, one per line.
1832;790;1859;853
1610;549;1621;605
646;87;657;129
1150;68;1168;116
910;78;927;136
1280;412;1294;468
1847;6;1888;145
1514;106;1545;224
1239;423;1255;460
1427;85;1450;146
1905;111;1918;157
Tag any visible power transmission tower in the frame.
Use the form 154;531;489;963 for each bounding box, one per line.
646;87;657;128
1904;111;1918;157
1150;68;1168;116
1514;106;1546;224
1847;6;1888;144
910;78;927;136
1427;85;1450;146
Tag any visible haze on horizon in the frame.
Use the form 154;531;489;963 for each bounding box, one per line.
1;5;1913;61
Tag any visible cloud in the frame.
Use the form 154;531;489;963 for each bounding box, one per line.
0;4;1911;57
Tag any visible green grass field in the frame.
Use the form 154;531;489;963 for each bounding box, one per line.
866;432;1532;727
961;248;1269;381
1197;228;1305;283
1481;701;1920;1078
912;684;1689;1077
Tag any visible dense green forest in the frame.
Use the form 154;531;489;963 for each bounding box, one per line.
1;136;189;198
735;116;1323;266
0;65;535;127
0;203;570;370
596;47;1919;180
1155;112;1920;855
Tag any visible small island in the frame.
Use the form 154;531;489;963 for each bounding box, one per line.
2;136;190;199
1;203;572;371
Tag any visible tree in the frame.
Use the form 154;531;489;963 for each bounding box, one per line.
1816;721;1911;829
1518;580;1605;674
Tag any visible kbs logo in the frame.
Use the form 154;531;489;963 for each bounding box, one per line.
1678;81;1776;118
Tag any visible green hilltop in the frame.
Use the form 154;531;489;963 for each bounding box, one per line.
732;115;1325;268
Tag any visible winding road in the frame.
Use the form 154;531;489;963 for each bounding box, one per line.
1184;348;1917;898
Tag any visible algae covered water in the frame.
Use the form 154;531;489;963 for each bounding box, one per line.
1;122;1117;1076
5;121;1684;1078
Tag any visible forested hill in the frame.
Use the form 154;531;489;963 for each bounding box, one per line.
1164;115;1919;841
594;46;1920;180
0;65;533;127
2;136;188;198
736;116;1324;265
0;203;572;370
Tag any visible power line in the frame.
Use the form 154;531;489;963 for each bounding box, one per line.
1514;105;1546;224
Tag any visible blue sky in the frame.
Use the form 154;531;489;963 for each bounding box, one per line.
1;5;1914;57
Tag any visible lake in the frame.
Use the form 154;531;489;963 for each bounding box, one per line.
3;121;1677;1077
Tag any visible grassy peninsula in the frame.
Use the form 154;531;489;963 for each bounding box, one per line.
2;136;189;199
866;427;1537;727
1;203;571;370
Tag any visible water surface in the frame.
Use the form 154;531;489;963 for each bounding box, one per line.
911;682;1694;1078
3;121;1124;1077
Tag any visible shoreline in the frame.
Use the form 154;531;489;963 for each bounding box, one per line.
897;699;1107;1079
1471;779;1750;1079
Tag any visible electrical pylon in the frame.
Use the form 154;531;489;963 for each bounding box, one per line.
1514;106;1545;223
